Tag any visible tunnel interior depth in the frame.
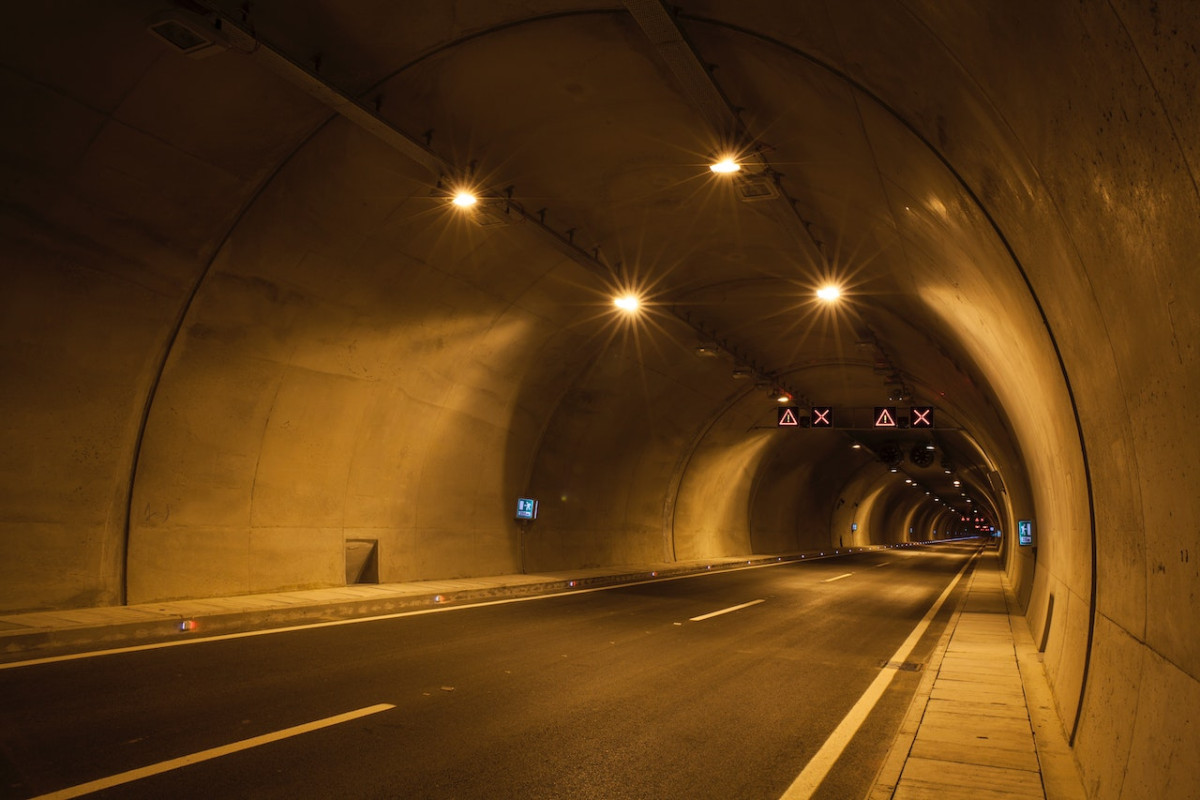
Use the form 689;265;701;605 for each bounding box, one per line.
2;2;1198;796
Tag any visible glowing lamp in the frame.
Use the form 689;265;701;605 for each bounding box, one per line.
614;295;641;312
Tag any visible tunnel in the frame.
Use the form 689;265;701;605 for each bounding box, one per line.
0;2;1196;797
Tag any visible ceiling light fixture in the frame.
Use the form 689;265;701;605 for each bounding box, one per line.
614;294;641;312
147;9;230;58
816;285;842;302
452;191;478;208
710;157;741;174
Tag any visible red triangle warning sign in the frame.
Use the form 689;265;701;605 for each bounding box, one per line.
777;407;799;427
874;406;898;428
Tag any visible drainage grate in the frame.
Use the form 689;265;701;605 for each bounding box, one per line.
881;660;924;672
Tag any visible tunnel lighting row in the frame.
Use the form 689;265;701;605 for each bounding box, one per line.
445;162;844;313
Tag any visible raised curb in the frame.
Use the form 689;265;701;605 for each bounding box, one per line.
1;549;898;664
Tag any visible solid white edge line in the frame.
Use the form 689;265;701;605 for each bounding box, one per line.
778;548;981;800
3;541;978;671
688;598;766;622
821;573;853;583
1;559;806;670
28;703;396;800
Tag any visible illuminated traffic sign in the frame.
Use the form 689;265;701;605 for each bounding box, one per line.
910;406;934;428
811;406;833;428
873;407;898;428
1018;519;1033;546
777;407;800;427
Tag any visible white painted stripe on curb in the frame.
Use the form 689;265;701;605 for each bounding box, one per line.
778;549;980;799
689;599;766;622
29;703;396;799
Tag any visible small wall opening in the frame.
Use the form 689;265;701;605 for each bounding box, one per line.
345;539;379;584
1039;593;1055;653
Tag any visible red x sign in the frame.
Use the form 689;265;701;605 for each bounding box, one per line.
910;406;934;428
811;406;833;427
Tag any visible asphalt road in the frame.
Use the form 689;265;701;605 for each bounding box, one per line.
0;541;980;800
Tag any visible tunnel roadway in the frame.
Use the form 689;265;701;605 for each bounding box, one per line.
0;542;981;800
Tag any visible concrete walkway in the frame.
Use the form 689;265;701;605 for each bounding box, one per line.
869;550;1087;800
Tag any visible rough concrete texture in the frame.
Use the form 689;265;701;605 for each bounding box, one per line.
1;2;1197;796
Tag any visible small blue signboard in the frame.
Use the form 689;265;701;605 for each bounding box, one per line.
1018;519;1033;546
516;497;539;520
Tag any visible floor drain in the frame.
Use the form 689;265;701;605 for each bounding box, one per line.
881;660;924;672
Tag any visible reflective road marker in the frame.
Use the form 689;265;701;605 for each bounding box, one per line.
779;549;979;799
689;599;766;622
29;703;396;799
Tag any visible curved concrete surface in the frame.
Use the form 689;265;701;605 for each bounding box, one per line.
0;2;1195;796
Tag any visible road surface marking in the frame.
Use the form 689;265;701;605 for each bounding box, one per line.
689;599;766;621
822;573;853;583
778;549;979;799
872;562;890;568
29;703;396;800
2;546;945;670
2;562;805;669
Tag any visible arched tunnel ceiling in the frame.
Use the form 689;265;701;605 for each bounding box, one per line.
174;0;1030;521
2;0;1080;587
4;0;1081;593
8;3;1200;794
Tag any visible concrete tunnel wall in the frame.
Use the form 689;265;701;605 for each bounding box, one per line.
1;3;1198;797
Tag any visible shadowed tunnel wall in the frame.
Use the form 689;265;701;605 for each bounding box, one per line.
0;3;1197;798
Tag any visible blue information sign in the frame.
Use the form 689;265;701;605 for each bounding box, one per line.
1018;519;1033;546
516;497;539;520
